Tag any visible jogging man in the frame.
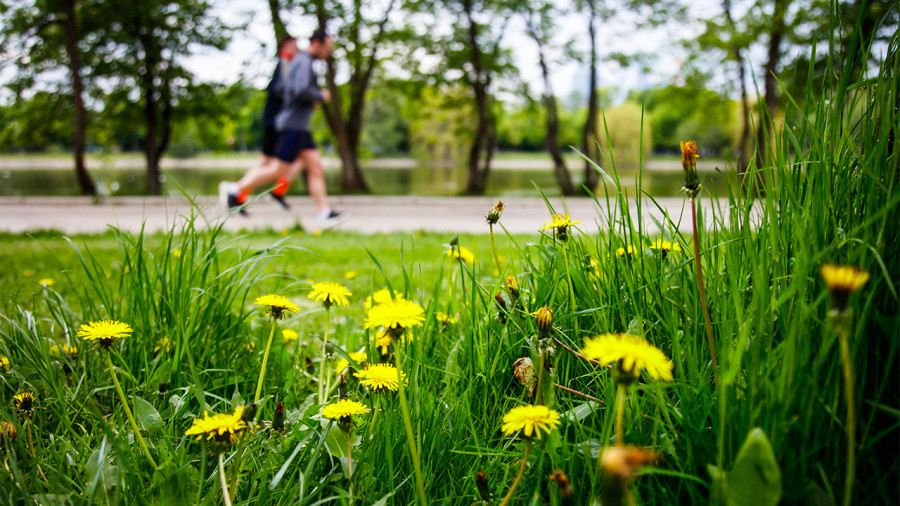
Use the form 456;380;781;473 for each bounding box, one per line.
221;30;344;227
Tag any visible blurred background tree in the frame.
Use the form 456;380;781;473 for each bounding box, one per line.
1;0;896;195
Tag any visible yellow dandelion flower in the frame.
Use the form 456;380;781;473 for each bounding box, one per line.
154;337;172;353
282;329;300;342
344;270;358;279
0;357;9;370
540;213;582;241
172;248;182;259
374;329;416;354
501;404;560;439
184;406;249;451
51;344;79;357
335;351;367;372
78;320;134;349
648;240;681;253
613;245;639;258
38;278;55;287
0;421;16;443
13;392;35;415
820;264;870;311
364;288;404;309
321;399;370;421
447;245;475;266
245;342;256;353
254;294;300;320
435;312;458;325
581;333;673;382
354;363;407;392
308;281;352;308
364;299;425;332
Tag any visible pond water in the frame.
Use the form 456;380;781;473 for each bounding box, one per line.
0;163;729;198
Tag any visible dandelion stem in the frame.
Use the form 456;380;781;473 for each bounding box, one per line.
26;420;48;482
104;352;157;470
318;310;331;404
554;383;602;403
255;320;278;403
490;223;502;275
498;438;532;506
691;198;719;384
561;244;580;339
615;384;626;445
840;331;856;506
219;453;233;506
394;347;429;506
552;337;610;369
347;430;355;505
536;351;546;405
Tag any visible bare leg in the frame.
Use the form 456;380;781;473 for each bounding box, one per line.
236;155;291;194
299;149;328;212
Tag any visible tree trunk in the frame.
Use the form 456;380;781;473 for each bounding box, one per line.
313;3;375;193
62;0;96;195
582;0;601;192
463;0;491;195
267;0;289;42
139;33;161;195
754;0;788;177
467;82;489;194
722;0;750;175
526;12;575;196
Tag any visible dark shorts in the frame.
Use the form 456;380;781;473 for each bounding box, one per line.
262;125;278;156
274;130;317;163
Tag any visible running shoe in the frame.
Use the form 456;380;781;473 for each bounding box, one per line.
319;210;349;229
218;182;248;216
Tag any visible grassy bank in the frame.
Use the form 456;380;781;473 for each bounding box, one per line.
1;29;898;506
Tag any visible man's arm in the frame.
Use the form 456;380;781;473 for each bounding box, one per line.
284;55;324;105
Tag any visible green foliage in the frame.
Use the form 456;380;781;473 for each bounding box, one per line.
597;100;653;161
631;81;736;153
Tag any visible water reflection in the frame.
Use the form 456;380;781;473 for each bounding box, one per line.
0;163;728;198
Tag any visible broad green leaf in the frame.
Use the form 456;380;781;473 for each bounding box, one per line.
133;396;164;434
727;428;781;506
561;401;601;423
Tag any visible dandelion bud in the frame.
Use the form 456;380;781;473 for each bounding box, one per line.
513;357;537;398
549;470;574;506
0;421;16;443
680;140;701;199
494;290;508;323
475;470;492;502
273;401;285;431
339;373;349;399
533;306;553;339
505;276;520;305
241;403;258;424
486;201;504;225
601;445;659;506
820;264;869;313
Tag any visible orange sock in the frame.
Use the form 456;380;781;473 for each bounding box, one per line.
273;178;291;197
237;189;251;204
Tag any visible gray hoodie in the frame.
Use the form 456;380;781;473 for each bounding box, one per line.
274;52;323;132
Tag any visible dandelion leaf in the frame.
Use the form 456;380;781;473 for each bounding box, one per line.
561;401;601;423
728;428;781;506
133;396;164;434
707;428;782;506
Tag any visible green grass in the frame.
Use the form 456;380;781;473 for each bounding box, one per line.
1;22;898;506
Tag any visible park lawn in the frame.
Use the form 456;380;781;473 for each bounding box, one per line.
0;229;523;320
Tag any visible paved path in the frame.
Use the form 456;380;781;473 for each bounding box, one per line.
0;195;731;235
